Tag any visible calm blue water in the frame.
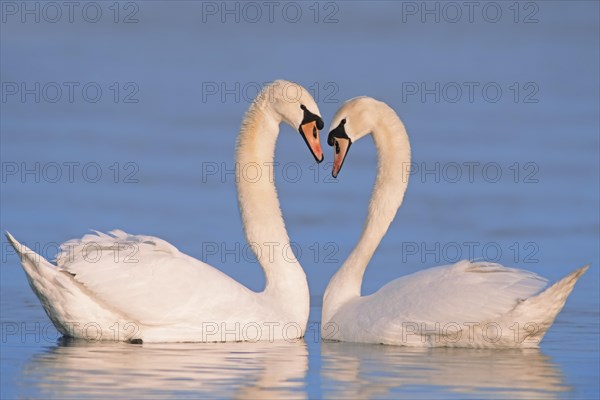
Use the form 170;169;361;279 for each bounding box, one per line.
1;1;599;398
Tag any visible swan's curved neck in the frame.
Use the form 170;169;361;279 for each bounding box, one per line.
323;106;411;323
236;93;309;310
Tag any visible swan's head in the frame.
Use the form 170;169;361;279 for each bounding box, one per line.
327;96;382;177
268;80;325;163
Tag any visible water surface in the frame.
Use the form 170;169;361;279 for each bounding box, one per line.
1;1;598;398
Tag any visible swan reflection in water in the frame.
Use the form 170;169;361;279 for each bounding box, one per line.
321;342;569;399
21;338;308;399
19;336;570;398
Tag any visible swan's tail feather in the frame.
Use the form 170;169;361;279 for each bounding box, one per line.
5;232;60;302
5;232;132;340
6;231;56;274
515;265;588;344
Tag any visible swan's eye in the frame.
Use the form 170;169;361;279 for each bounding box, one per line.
341;119;346;125
335;140;340;154
312;126;317;139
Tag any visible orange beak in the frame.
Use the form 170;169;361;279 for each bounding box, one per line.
299;121;324;163
331;138;351;178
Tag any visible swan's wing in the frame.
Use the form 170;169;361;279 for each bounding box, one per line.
56;230;256;325
354;260;548;339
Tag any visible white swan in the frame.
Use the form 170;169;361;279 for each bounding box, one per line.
322;96;588;348
6;80;325;343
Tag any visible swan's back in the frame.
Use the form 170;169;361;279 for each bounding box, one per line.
374;261;547;322
54;230;257;325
